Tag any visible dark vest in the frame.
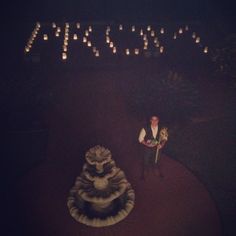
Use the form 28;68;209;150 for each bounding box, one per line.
144;125;160;142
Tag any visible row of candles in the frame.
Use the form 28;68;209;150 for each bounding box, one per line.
24;22;209;59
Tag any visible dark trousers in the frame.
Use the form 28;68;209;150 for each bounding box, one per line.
141;146;163;178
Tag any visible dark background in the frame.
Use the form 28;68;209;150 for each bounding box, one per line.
1;1;236;236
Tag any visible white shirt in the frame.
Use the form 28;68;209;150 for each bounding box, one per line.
138;125;158;143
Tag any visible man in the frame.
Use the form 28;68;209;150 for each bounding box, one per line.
138;115;168;179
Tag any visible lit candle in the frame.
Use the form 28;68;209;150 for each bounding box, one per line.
179;28;183;34
52;22;56;28
119;24;123;30
140;29;143;36
88;26;92;32
64;40;68;46
155;41;160;47
132;25;135;32
62;52;67;60
55;32;60;37
173;33;177;39
144;41;148;46
192;32;196;38
151;30;155;37
143;45;148;50
83;37;87;43
109;42;114;48
204;46;208;53
134;48;139;55
95;50;100;57
87;41;92;47
76;22;80;29
43;34;48;40
65;23;69;28
73;34;78;40
85;30;89;36
113;47;117;53
154;37;158;43
106;36;110;44
92;47;96;53
57;27;61;32
160;46;164;53
143;34;147;40
25;46;30;53
160;28;164;34
125;49;130;55
185;25;189;31
63;45;67;52
195;37;200;43
147;25;151;31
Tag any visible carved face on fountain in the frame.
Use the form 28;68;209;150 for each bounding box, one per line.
85;145;112;174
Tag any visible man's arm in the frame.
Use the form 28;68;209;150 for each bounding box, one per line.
138;128;155;147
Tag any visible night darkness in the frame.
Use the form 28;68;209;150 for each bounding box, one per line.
2;1;236;236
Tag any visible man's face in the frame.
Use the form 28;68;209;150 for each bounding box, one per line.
150;116;159;126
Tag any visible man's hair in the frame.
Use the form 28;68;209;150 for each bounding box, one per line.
150;115;159;121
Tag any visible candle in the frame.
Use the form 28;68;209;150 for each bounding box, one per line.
63;45;67;52
85;30;89;36
154;37;158;43
160;28;164;34
73;34;78;40
87;41;92;47
95;50;100;57
56;27;61;32
52;22;56;28
173;33;177;39
179;28;183;34
88;26;92;32
109;42;114;48
160;46;164;53
132;26;135;32
151;30;155;37
147;25;151;31
204;46;208;53
62;52;67;60
43;34;48;40
65;23;69;28
144;41;148;46
119;24;123;30
25;46;30;53
195;37;200;43
140;29;143;36
55;32;60;37
155;41;160;47
125;49;130;55
92;47;97;53
134;48;139;55
106;36;110;44
113;47;117;53
83;37;87;43
76;22;80;29
192;32;196;38
185;25;189;31
143;45;148;50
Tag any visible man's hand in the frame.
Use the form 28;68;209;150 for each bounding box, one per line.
141;140;156;148
157;144;162;149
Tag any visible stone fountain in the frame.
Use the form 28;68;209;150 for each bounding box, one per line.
67;145;135;227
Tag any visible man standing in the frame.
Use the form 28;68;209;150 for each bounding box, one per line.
138;116;168;179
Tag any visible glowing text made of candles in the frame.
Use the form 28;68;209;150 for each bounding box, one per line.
24;22;209;58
